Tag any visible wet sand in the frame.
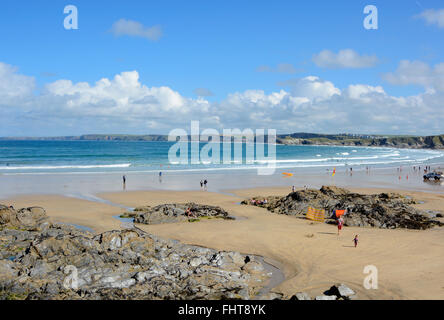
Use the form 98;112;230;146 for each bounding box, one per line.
1;164;444;199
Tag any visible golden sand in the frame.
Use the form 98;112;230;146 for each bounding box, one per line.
3;186;444;299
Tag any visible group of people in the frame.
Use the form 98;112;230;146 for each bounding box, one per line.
413;165;432;173
250;198;268;206
200;179;208;191
185;207;196;218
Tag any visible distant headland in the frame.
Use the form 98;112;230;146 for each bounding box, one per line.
0;133;443;149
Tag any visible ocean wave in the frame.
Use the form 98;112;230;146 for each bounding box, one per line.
0;163;132;170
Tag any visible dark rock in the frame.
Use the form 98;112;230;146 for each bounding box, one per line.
133;203;234;225
291;292;311;300
0;206;48;230
324;283;355;299
0;204;269;300
243;186;442;230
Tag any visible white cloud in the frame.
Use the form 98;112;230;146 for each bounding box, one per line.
41;71;209;122
1;61;444;136
0;62;35;105
344;84;385;102
313;49;379;69
110;19;162;41
383;60;444;91
278;76;341;101
212;82;444;135
416;9;444;28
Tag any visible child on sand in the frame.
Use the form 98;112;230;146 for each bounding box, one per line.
353;235;359;247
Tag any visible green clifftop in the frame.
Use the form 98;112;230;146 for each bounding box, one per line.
275;134;444;149
1;133;443;149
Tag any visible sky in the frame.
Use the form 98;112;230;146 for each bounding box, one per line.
0;0;443;136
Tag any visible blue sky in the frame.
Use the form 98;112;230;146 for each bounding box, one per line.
0;0;443;136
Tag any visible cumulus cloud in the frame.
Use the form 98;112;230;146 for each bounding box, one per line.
1;61;444;136
313;49;379;69
0;62;35;105
41;70;210;126
416;9;444;28
110;19;162;41
278;76;341;101
383;60;444;91
256;63;300;74
212;80;444;135
344;84;385;102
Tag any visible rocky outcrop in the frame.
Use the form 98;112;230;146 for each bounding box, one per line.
0;205;49;231
0;205;268;300
242;186;443;230
132;203;235;225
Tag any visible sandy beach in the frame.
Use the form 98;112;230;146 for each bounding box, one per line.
2;175;443;300
97;188;444;300
6;194;125;233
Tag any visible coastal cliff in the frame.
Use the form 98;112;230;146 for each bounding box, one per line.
1;133;444;149
275;133;444;149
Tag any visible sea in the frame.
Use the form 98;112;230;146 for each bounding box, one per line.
1;140;443;175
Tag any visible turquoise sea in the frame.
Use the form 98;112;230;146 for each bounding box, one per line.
1;140;443;175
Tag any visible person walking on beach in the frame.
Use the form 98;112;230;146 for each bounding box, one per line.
122;175;126;190
292;185;295;193
353;235;359;248
200;180;204;190
337;216;344;235
203;179;208;190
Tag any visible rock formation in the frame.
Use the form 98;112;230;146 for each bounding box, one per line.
0;205;269;300
131;203;235;225
242;186;443;230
